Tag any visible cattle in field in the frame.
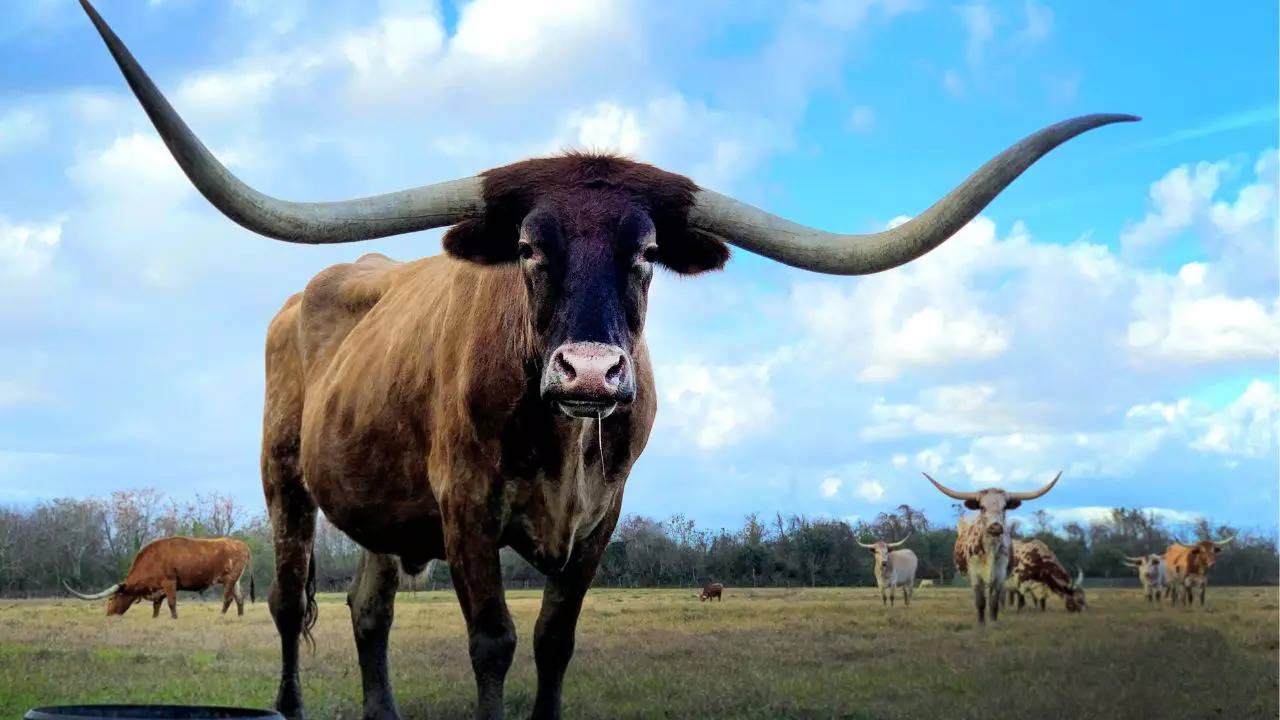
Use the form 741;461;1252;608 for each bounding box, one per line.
917;579;934;589
857;534;917;606
64;536;254;618
1164;535;1234;607
1004;539;1086;613
79;2;1136;716
700;583;724;602
1122;553;1167;605
925;473;1061;625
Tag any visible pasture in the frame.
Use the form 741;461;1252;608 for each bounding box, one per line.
2;586;1276;719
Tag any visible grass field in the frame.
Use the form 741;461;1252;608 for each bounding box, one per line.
1;586;1276;719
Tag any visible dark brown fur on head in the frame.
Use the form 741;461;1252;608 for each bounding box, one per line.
443;153;729;274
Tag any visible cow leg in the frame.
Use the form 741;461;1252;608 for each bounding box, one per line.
973;581;986;624
346;550;402;720
881;587;887;606
903;585;910;607
222;582;236;614
1198;582;1206;607
446;535;515;720
530;573;590;720
162;579;178;619
987;584;1000;623
234;580;246;616
889;586;895;606
152;597;163;618
264;468;318;720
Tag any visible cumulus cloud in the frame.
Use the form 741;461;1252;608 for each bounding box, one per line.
0;108;47;155
857;480;886;502
819;477;843;498
658;360;775;450
846;105;875;133
0;215;61;279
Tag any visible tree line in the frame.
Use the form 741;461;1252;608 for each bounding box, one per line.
1;489;1275;597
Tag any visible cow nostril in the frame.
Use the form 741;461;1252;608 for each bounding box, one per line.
606;355;625;385
554;351;576;381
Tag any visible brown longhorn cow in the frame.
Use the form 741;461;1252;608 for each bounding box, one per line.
1164;535;1234;607
65;536;254;618
78;2;1137;717
700;583;724;602
1004;539;1086;613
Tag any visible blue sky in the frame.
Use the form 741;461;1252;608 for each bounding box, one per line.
1;0;1276;537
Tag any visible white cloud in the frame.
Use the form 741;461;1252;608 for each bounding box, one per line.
1191;381;1280;459
1037;505;1204;529
857;480;886;502
0;108;47;154
958;3;996;68
863;384;1034;439
819;477;843;498
0;216;61;279
1120;160;1227;251
1017;1;1053;46
659;360;775;449
943;68;965;98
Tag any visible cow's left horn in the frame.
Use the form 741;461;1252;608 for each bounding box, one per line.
887;532;912;548
1074;567;1085;588
1007;472;1062;501
687;115;1139;275
63;581;121;600
1214;533;1236;546
78;0;485;245
856;539;878;549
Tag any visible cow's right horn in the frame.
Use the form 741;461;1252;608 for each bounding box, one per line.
63;581;121;600
922;473;979;501
856;539;878;549
887;532;912;548
1007;472;1062;501
1123;555;1145;563
1213;533;1236;546
78;1;485;246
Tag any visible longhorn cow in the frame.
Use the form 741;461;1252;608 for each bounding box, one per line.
1164;535;1234;607
700;583;724;602
857;533;917;606
1004;538;1086;612
78;2;1136;717
925;473;1061;624
1122;553;1167;605
65;536;253;618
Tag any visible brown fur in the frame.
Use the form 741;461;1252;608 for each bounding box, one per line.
700;583;724;601
87;537;251;618
260;154;727;720
1164;541;1220;607
1006;539;1085;613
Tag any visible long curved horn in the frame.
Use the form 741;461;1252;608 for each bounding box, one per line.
856;538;878;549
63;580;121;601
1213;533;1236;546
1123;555;1145;563
886;532;912;548
78;1;485;245
923;473;979;501
688;115;1139;275
1074;566;1085;588
1007;472;1062;501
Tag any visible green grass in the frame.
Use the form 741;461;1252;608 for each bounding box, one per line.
1;587;1276;719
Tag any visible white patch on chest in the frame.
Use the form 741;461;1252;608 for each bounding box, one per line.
525;417;620;569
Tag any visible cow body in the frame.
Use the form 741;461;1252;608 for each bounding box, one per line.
859;535;917;606
66;536;253;618
917;579;934;589
1123;554;1166;605
1004;539;1086;612
927;472;1061;625
700;583;724;601
1163;537;1232;607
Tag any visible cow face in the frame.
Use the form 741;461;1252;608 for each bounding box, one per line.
1190;541;1219;570
443;156;729;418
1065;587;1087;612
105;589;139;616
965;490;1020;539
865;542;891;575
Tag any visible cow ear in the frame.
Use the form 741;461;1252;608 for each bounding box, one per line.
657;228;730;275
1004;498;1022;510
442;218;519;265
964;499;981;510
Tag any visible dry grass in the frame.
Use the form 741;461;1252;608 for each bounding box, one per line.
1;586;1276;719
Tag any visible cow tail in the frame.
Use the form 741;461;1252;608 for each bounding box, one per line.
250;573;256;604
301;551;318;652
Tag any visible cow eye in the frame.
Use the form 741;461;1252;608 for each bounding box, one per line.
517;241;535;261
641;245;660;263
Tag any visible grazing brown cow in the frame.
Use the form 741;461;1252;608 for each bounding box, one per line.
79;3;1136;717
1004;539;1086;613
1164;535;1234;607
926;472;1061;625
700;583;724;602
65;536;254;618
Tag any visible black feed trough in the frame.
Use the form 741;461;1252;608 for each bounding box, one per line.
24;707;282;720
